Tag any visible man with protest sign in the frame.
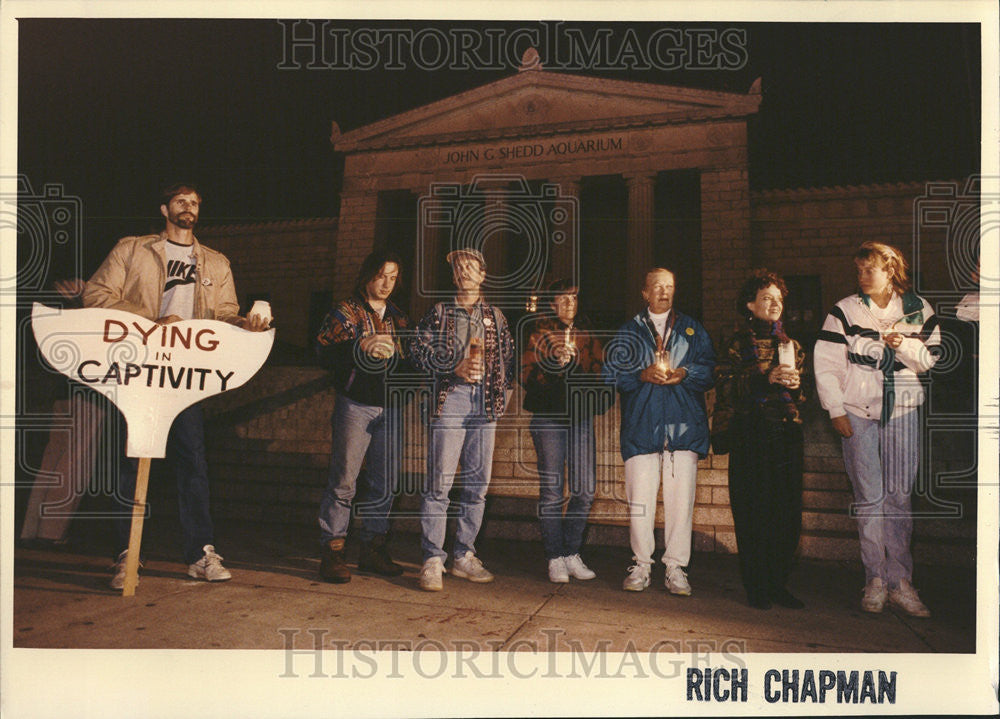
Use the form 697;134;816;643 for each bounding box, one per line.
83;182;270;589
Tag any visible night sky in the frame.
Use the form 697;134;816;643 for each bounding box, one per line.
16;20;981;280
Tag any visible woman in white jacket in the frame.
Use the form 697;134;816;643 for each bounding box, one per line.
814;241;939;617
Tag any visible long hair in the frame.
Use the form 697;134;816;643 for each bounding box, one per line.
854;241;912;294
353;249;404;299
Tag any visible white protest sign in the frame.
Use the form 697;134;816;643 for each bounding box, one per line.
31;303;275;457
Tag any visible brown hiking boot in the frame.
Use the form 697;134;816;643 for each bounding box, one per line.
358;536;403;577
319;538;351;583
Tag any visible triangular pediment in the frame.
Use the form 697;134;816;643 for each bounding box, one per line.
333;69;760;151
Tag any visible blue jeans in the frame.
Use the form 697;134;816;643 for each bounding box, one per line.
421;384;497;561
530;416;596;559
115;404;213;564
841;409;919;588
318;394;399;544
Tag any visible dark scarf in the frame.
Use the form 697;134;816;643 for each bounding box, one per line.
743;318;798;421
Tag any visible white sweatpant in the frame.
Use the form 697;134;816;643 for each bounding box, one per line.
624;450;698;568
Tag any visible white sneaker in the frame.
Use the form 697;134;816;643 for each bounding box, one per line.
109;550;141;590
665;565;692;596
187;545;232;582
861;577;887;613
563;554;596;580
419;556;444;592
622;562;651;592
888;579;931;617
451;551;494;583
548;557;569;583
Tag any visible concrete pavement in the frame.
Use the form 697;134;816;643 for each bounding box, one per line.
12;517;974;653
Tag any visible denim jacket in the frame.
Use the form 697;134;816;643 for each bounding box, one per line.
409;299;515;420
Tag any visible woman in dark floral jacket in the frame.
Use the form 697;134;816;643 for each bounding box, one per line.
713;269;807;610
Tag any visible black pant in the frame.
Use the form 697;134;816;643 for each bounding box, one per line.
115;404;214;564
728;416;803;599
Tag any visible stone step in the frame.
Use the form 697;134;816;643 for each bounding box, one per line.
797;530;975;568
203;466;976;530
802;509;976;539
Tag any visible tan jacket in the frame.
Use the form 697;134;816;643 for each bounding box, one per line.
83;232;240;322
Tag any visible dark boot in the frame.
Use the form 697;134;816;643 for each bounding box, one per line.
319;538;351;583
768;587;805;609
358;535;403;577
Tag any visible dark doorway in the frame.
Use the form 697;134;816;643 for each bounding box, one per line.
580;174;628;330
653;169;702;322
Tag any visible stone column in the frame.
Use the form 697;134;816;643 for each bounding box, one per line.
548;176;581;283
625;173;656;296
481;187;508;293
333;187;378;301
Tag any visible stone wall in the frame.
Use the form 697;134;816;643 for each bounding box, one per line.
196;218;339;349
750;180;962;313
701;165;752;339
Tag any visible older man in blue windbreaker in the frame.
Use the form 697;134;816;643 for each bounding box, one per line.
603;268;715;596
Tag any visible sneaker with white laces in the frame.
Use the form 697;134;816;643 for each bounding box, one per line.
419;556;445;592
888;579;931;617
187;544;232;582
563;554;596;580
665;565;692;596
548;557;569;583
451;551;494;583
109;550;141;590
861;577;887;613
622;562;651;592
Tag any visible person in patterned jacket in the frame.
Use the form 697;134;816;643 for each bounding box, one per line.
408;248;515;592
315;250;409;583
712;269;807;610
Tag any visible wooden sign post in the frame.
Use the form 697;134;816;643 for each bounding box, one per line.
121;457;151;596
31;303;275;596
